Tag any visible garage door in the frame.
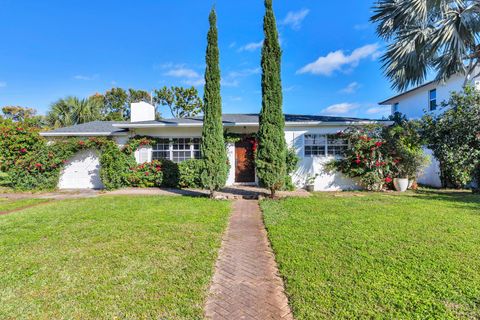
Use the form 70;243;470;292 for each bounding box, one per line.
58;149;105;189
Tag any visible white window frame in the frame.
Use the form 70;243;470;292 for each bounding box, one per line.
151;137;201;163
429;89;437;111
304;134;349;158
392;102;399;114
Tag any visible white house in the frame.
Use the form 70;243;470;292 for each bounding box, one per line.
40;102;390;191
379;69;480;187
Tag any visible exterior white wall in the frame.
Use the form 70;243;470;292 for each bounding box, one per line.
285;126;360;191
417;148;442;188
130;102;156;122
382;72;480;188
226;143;236;186
59;149;104;189
391;74;466;119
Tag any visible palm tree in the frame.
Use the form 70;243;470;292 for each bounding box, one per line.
47;96;102;128
371;0;480;91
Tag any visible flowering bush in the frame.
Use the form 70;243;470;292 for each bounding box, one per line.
178;159;204;188
326;126;394;191
125;161;164;188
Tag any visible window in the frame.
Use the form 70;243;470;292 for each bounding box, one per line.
151;138;201;163
152;139;170;160
327;136;349;156
392;103;399;114
429;89;437;111
304;134;326;157
304;134;348;157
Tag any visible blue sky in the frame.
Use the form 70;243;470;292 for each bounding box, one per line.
0;0;397;118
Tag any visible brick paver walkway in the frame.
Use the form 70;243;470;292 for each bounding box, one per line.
205;200;293;320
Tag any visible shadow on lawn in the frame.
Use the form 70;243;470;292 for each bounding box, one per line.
413;189;480;212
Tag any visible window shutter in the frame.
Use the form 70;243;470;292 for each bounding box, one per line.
138;147;150;164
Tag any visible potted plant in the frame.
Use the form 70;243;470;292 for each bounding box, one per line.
382;117;430;191
305;174;318;192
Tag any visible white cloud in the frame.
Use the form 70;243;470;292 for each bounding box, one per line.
229;42;237;49
0;81;6;88
73;74;99;81
297;43;381;76
366;106;391;117
354;23;370;31
161;64;204;86
281;9;310;30
238;41;263;52
164;67;200;79
340;82;361;94
284;85;297;92
183;78;205;86
222;67;261;87
320;103;358;116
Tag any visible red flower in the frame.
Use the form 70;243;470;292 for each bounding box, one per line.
354;159;361;164
375;161;381;167
78;141;85;146
385;176;393;183
393;159;400;164
20;148;27;154
35;163;42;168
375;141;383;147
155;166;161;172
145;172;150;176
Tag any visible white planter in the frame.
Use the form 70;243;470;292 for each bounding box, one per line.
408;179;414;189
394;178;409;192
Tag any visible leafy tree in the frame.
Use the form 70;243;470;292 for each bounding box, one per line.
103;88;128;120
47;96;101;128
200;8;228;197
2;106;36;122
153;86;203;118
256;0;287;198
371;0;480;91
422;86;480;191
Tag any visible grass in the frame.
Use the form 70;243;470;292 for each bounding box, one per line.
0;197;49;212
0;196;230;319
261;190;480;319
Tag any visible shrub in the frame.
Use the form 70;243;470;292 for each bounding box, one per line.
327;126;394;191
0;171;11;186
179;159;204;188
125;161;164;188
159;160;180;187
382;114;429;179
283;148;300;191
422;86;480;190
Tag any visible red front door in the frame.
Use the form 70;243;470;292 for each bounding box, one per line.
235;140;255;183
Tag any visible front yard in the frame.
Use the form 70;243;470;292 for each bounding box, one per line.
0;196;230;319
262;191;480;319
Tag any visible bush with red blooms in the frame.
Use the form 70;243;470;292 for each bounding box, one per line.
125;160;164;188
326;126;394;191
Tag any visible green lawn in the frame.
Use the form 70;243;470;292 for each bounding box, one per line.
0;196;230;320
0;197;49;212
262;191;480;319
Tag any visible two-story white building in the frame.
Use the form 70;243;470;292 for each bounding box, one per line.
379;69;480;187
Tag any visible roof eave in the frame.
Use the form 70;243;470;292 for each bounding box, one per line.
113;120;391;129
39;132;128;137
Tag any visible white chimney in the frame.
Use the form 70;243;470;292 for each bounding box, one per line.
130;102;155;122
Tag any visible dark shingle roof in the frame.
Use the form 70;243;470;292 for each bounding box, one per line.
118;113;379;127
40;121;129;136
41;114;386;136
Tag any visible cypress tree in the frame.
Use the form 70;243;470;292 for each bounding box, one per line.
201;8;228;197
256;0;286;198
